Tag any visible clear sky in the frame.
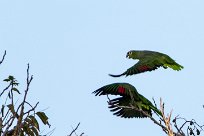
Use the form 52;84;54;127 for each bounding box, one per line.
0;0;204;135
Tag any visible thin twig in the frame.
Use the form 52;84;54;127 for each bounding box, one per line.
24;102;39;115
68;122;81;136
173;117;204;135
160;98;174;136
0;50;6;65
13;64;33;135
0;83;12;97
2;116;15;136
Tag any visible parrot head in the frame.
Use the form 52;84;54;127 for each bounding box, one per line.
126;50;138;59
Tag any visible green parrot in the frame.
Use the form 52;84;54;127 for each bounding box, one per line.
93;83;161;118
109;50;184;77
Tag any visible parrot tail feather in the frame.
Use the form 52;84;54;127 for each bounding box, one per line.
108;73;125;77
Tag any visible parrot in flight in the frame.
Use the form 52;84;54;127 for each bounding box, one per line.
93;83;161;118
109;50;184;77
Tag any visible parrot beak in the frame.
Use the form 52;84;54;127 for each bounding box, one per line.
126;53;129;58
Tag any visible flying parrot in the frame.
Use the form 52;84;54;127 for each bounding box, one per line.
93;83;161;118
109;50;184;77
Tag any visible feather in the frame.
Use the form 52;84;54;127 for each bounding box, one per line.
93;83;161;118
109;50;184;77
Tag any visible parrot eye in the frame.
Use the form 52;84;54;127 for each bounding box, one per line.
126;51;132;58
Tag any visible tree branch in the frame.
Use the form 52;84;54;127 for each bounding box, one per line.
23;102;39;115
68;122;84;136
13;64;33;136
0;50;6;65
0;83;12;97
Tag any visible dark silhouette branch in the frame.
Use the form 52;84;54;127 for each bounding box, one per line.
0;83;12;97
173;116;203;136
13;64;33;136
23;101;39;115
68;122;84;136
0;50;6;65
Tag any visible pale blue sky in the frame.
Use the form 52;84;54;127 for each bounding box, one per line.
0;0;204;135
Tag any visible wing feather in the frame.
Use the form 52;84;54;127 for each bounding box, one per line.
108;97;151;118
92;83;137;97
93;83;161;118
109;59;160;77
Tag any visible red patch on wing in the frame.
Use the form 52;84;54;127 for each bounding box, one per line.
138;65;150;71
118;86;125;94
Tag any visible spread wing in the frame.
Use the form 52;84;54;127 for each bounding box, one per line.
109;52;183;78
92;83;138;97
108;97;151;118
109;59;161;77
93;83;159;118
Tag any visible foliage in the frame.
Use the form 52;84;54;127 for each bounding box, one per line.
0;51;50;136
1;49;202;136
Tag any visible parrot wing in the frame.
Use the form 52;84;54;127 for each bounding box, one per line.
92;83;138;97
109;59;160;77
108;97;152;118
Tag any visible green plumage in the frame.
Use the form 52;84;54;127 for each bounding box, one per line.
109;50;184;77
93;83;161;118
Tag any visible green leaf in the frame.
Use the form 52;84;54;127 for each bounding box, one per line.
12;87;21;94
22;122;35;136
27;127;35;136
3;79;10;82
30;127;39;136
29;115;40;130
25;117;32;124
22;123;29;135
8;92;11;99
8;75;14;80
36;112;49;125
7;104;15;114
28;129;35;136
13;82;19;86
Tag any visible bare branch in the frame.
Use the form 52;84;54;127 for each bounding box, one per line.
13;64;33;135
23;102;39;115
173;116;204;136
0;83;12;97
0;50;6;65
68;122;85;136
2;116;15;136
160;98;174;136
